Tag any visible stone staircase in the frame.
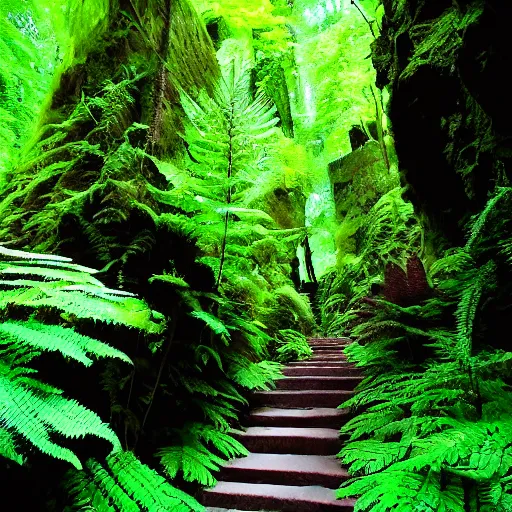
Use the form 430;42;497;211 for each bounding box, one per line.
201;338;360;512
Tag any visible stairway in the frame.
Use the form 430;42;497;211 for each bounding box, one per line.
201;337;360;512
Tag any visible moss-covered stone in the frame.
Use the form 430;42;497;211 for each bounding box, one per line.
373;0;512;242
329;140;395;219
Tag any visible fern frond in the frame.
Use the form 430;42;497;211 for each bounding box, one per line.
338;439;403;474
190;310;231;340
0;426;24;465
191;397;239;431
0;364;120;469
429;249;474;278
466;188;511;251
274;329;312;363
66;451;204;511
190;423;248;459
157;423;249;487
0;250;165;333
455;260;496;365
159;443;224;486
227;357;282;390
158;422;248;486
0;319;132;367
339;470;465;512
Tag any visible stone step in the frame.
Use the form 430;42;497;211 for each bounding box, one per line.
308;337;351;344
311;345;346;351
310;356;348;362
311;348;347;352
206;509;278;512
313;347;345;356
247;407;349;428
232;427;342;455
252;389;352;408
218;453;349;488
309;359;348;364
288;361;352;367
206;508;272;512
282;366;361;377
202;482;355;511
275;376;362;391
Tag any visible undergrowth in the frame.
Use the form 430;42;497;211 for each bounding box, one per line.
0;1;315;509
336;187;512;511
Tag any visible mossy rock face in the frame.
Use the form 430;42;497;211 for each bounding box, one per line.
255;54;294;138
374;0;512;243
204;14;231;48
329;141;392;219
263;187;306;229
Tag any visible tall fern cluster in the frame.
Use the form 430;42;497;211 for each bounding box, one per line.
0;0;315;509
0;0;110;175
337;187;512;511
0;246;204;510
317;187;423;336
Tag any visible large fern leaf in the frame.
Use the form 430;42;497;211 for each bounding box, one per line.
0;362;120;469
65;450;204;511
0;319;132;367
158;422;248;486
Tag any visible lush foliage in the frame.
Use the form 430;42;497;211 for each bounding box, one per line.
0;0;319;509
0;246;205;510
65;451;204;511
317;187;423;336
336;187;512;511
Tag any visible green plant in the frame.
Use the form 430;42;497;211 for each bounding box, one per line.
0;245;163;468
0;245;206;510
317;187;422;336
271;329;312;363
147;57;291;288
65;450;204;511
158;422;248;486
336;187;512;511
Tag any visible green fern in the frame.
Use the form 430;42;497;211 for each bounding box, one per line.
227;356;282;390
65;450;204;511
338;469;465;512
273;328;312;363
0;359;120;469
158;422;248;486
190;310;231;340
0;247;164;469
317;187;422;336
0;319;132;367
149;57;281;289
335;186;512;511
455;260;496;366
0;249;165;333
465;188;511;252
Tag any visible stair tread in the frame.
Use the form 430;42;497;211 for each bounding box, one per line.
251;407;348;418
311;354;346;357
310;355;347;358
311;346;346;350
254;390;352;395
310;350;345;353
238;426;340;439
204;481;354;506
277;376;360;381
248;407;349;428
206;509;278;512
286;364;355;367
308;337;351;342
288;361;352;366
224;453;348;476
202;339;356;511
275;376;361;390
282;367;359;376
